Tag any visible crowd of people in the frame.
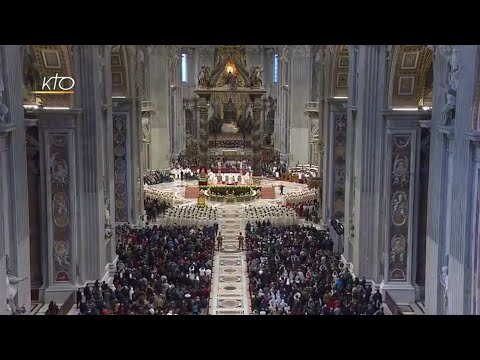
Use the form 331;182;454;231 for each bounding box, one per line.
159;205;218;227
246;223;384;315
143;170;173;185
76;224;215;315
284;189;317;206
244;205;298;227
144;186;172;223
170;166;199;181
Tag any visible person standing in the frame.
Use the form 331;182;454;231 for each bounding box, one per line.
238;232;244;251
76;288;83;309
280;184;284;195
217;232;223;250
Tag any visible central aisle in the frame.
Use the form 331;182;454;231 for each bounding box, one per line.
209;205;251;315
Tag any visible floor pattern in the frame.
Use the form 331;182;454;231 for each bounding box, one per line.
209;205;251;315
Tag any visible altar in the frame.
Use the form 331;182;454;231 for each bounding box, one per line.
195;46;266;176
207;171;253;185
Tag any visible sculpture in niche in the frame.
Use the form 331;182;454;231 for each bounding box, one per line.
197;65;212;87
389;234;407;265
0;54;7;124
439;265;448;311
52;192;69;227
249;65;263;87
441;47;459;124
54;241;70;266
50;153;68;187
5;256;28;314
391;191;407;226
392;155;409;187
104;187;113;240
0;103;8;124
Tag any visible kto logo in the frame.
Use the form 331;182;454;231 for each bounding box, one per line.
32;73;75;94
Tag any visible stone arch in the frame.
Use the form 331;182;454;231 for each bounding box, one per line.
331;45;349;97
24;45;74;107
387;45;433;108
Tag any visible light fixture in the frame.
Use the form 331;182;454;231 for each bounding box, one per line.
23;105;39;109
422;106;432;111
333;96;348;99
112;96;127;99
43;107;70;110
392;107;419;111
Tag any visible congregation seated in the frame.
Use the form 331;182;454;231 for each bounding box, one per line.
246;224;384;315
160;205;218;227
288;164;318;182
143;170;173;185
284;188;317;205
244;205;298;226
144;186;172;222
77;224;215;315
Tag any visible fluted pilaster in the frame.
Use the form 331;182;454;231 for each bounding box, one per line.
252;96;263;176
198;96;209;166
74;45;106;282
0;45;31;313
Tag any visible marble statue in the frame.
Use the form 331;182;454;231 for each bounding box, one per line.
0;103;8;124
6;274;28;314
104;193;113;240
249;65;263;87
442;47;459;124
197;65;211;87
439;265;448;311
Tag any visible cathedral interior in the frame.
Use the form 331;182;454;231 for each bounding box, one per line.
0;44;478;315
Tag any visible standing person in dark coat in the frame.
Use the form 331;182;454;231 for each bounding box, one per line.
213;222;219;237
84;285;92;302
279;184;284;195
76;288;83;309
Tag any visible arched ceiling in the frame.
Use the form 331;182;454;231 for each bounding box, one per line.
331;45;349;97
388;45;433;108
23;45;74;107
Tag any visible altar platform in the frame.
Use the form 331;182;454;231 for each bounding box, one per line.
184;185;276;200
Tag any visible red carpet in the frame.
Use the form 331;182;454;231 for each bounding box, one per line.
185;186;200;199
261;186;276;199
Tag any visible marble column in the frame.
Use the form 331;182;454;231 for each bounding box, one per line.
0;45;31;313
277;46;290;161
112;98;143;224
252;95;263;177
289;46;311;165
343;46;358;262
73;45;107;286
446;46;479;314
424;46;455;314
38;109;80;303
148;46;171;169
168;45;183;157
197;96;209;166
349;46;387;283
125;46;144;224
102;46;116;264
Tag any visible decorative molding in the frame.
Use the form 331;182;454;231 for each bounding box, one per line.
49;133;73;283
291;45;311;57
333;112;347;220
387;134;412;281
113;113;128;222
